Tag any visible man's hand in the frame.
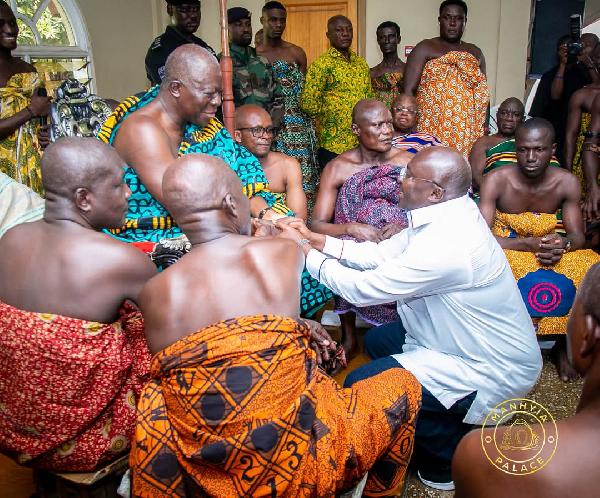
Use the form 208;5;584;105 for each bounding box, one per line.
536;233;566;266
37;124;50;150
381;223;405;240
29;90;51;118
303;319;347;373
582;186;600;222
252;218;282;237
274;217;305;245
262;209;288;222
348;222;383;242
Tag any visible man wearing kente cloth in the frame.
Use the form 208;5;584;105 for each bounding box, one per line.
0;138;157;471
130;154;421;498
256;1;319;215
0;1;52;196
480;118;600;383
404;0;488;155
370;21;405;107
98;45;329;317
310;99;412;361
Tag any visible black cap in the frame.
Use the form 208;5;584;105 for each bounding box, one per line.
165;0;200;5
228;7;251;24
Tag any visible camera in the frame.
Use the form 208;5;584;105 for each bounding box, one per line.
567;14;583;58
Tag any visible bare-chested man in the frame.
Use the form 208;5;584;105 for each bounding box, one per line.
453;261;600;498
310;98;412;360
128;154;420;498
234;104;308;222
370;21;405;107
98;44;286;244
479;118;599;382
469;97;525;190
0;138;157;471
404;0;488;154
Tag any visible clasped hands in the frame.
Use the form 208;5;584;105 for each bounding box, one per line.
532;233;568;266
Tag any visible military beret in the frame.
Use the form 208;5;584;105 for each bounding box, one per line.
228;7;251;24
165;0;200;5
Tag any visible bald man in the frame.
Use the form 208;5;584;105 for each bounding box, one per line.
310;98;411;360
0;137;156;471
129;154;421;498
453;262;600;498
276;146;542;490
98;44;289;244
234;104;308;221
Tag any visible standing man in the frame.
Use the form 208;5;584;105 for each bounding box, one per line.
256;1;320;215
370;21;406;107
300;15;374;170
145;0;215;86
222;7;284;129
275;146;542;490
404;0;489;154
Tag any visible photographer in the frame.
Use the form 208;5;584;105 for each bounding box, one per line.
530;32;599;165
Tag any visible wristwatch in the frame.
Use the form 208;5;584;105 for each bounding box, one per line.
297;238;311;248
258;207;272;219
564;239;572;252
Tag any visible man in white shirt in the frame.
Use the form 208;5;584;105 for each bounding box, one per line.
275;146;542;491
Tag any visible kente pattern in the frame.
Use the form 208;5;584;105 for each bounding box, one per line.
371;72;403;108
572;112;599;198
300;47;375;154
416;51;489;155
492;210;599;335
0;72;45;196
0;302;150;471
130;315;421;497
391;132;442;154
334;165;407;325
271;60;320;215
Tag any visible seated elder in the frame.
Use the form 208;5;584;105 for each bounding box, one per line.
453;262;600;498
276;146;542;490
98;43;289;244
0;138;157;471
391;93;442;153
310;98;412;360
129;154;421;497
479;118;599;382
234;104;308;222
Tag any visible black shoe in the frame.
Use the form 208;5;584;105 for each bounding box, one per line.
417;467;455;491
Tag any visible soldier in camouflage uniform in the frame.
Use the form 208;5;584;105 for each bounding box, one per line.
219;7;284;129
145;0;215;86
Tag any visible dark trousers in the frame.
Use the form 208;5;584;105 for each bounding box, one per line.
317;148;338;172
344;319;476;471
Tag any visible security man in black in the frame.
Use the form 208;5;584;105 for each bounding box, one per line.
145;0;216;85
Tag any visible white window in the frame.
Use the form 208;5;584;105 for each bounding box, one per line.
11;0;94;96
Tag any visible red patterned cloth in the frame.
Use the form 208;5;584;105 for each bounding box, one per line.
0;302;151;471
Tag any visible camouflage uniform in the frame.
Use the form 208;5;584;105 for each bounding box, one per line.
219;43;284;129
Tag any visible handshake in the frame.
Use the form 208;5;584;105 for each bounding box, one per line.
251;216;326;254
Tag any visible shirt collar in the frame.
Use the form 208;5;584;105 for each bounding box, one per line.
327;46;357;62
407;194;471;229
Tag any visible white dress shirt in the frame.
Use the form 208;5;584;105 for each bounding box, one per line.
306;195;542;424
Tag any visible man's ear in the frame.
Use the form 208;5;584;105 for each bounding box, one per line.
581;314;600;357
326;30;331;42
429;186;445;203
167;4;173;16
169;80;182;99
74;187;92;213
260;16;264;25
552;142;558;156
351;123;360;137
233;129;242;143
223;193;239;219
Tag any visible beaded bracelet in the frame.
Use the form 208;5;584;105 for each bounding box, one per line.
24;106;34;119
583;131;600;139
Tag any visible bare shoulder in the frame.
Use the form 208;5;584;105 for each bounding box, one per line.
271;151;300;169
323;152;358;185
389;147;413;166
549;166;581;192
243;235;298;261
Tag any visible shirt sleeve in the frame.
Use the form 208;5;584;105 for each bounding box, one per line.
306;241;472;307
300;58;326;118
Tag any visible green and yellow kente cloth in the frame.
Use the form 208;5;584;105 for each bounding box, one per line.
0;72;45;196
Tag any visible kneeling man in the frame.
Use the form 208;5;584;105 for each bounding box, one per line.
479;118;600;382
130;154;421;498
276;146;542;490
0;138;157;471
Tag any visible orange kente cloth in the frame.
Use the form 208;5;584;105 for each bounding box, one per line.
130;315;421;498
0;302;151;471
416;51;489;155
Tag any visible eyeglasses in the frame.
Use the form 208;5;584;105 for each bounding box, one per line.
392;107;417;114
399;167;445;191
238;126;280;138
176;5;200;14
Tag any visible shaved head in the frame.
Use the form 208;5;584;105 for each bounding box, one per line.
162;154;246;223
516;117;555;143
352;98;388;124
410;146;472;198
162;44;220;87
499;97;524;113
235;104;270;129
392;93;417;110
41;137;123;198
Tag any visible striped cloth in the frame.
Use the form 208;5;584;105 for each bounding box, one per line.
392;132;443;154
0;172;44;238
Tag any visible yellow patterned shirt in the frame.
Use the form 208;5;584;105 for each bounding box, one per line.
300;47;374;154
0;72;44;196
